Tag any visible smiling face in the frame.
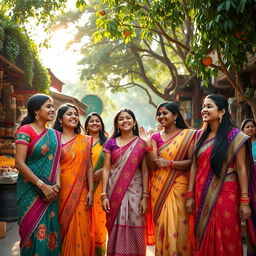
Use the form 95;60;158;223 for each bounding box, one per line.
35;99;55;122
61;107;79;129
116;111;136;133
156;107;177;128
201;97;224;123
87;115;102;134
243;121;256;137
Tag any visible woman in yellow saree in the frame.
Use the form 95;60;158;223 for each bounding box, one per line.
53;104;95;256
85;113;108;256
140;101;196;256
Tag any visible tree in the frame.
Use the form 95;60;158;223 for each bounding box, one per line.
92;0;256;119
50;0;201;120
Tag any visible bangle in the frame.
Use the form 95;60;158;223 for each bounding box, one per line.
241;192;249;196
36;179;44;188
145;145;153;152
184;190;194;200
101;197;108;202
143;192;149;194
100;192;107;196
169;160;173;169
142;194;149;199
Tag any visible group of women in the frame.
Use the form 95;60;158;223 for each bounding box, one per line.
15;93;256;256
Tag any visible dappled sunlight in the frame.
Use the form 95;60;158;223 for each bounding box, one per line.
11;241;20;255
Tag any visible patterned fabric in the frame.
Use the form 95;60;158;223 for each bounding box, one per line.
104;137;146;256
151;129;196;256
194;128;254;256
58;134;94;256
15;125;62;256
92;141;107;256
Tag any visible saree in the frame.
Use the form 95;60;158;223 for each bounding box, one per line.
92;140;107;256
16;127;62;256
151;129;196;256
194;128;256;256
58;134;94;256
105;137;146;256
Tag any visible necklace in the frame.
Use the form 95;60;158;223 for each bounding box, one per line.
32;123;45;135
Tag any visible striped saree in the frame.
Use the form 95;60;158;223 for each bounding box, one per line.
151;129;196;256
92;141;107;256
16;127;62;256
58;134;94;256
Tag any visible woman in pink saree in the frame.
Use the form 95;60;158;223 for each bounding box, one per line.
186;94;256;256
102;109;149;256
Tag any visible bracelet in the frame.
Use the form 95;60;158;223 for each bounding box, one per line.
143;192;149;194
145;145;153;152
36;179;44;188
241;192;249;196
142;194;149;199
100;192;107;196
101;197;108;202
54;184;61;190
184;190;194;200
240;196;250;205
169;160;173;169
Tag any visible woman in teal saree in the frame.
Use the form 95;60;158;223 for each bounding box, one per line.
15;94;62;256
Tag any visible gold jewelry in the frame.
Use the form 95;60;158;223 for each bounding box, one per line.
36;179;44;188
32;123;45;134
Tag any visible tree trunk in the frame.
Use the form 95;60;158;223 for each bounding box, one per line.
192;78;201;128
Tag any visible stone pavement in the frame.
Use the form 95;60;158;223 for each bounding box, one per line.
0;222;155;256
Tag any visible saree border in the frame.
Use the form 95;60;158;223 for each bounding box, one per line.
19;129;61;250
153;129;196;222
195;128;250;247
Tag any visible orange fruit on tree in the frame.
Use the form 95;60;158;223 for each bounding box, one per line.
202;56;213;66
123;30;131;37
99;10;106;16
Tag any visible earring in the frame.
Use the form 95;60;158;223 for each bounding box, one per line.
35;113;39;121
219;115;222;124
60;122;63;127
133;126;136;131
174;119;176;125
117;128;120;133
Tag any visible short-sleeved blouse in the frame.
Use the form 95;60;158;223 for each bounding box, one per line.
103;137;120;154
151;132;165;148
15;124;40;146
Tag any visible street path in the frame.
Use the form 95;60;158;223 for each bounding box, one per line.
0;222;155;256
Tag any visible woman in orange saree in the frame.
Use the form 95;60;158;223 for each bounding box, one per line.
85;113;108;256
140;101;196;256
53;104;95;256
186;94;256;256
102;109;148;256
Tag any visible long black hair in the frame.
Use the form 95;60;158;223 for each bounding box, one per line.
20;94;51;127
194;94;236;178
53;104;82;134
84;112;108;145
156;101;188;129
111;109;139;138
241;118;256;131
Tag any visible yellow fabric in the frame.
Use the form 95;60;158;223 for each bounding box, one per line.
92;141;107;256
59;134;94;256
151;129;195;256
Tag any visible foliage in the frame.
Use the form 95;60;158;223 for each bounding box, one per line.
0;13;50;92
0;0;88;24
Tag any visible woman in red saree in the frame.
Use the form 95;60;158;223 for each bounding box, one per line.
15;94;62;256
53;104;94;256
140;101;196;256
85;113;108;256
186;94;256;256
102;109;149;256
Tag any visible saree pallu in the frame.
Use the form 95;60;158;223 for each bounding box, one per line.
16;128;62;256
58;134;94;256
151;129;196;256
106;137;146;256
92;141;107;256
194;128;256;256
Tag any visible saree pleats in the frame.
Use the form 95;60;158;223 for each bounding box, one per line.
106;137;146;256
194;128;251;256
16;128;62;256
58;134;94;256
92;141;107;256
151;129;195;256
